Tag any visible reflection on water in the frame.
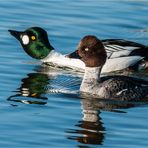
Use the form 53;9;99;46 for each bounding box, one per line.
7;72;49;105
7;65;81;105
66;97;144;145
67;104;105;145
7;64;148;146
1;0;148;147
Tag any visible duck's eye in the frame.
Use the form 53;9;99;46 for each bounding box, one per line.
31;36;36;41
85;48;89;51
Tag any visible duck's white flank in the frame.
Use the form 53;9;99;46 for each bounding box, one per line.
102;56;143;73
107;49;131;58
41;50;144;73
106;45;140;59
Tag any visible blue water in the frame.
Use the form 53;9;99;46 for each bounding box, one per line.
0;0;148;147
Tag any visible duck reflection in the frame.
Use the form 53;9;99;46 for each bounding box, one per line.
7;65;81;105
7;64;147;146
67;96;138;145
67;98;105;145
7;65;60;105
7;72;49;105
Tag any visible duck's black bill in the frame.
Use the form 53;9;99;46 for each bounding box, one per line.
67;50;81;59
8;30;22;40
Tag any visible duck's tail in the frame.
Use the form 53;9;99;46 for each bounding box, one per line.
129;47;148;61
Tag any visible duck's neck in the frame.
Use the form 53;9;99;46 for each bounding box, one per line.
80;66;102;93
24;43;54;60
41;50;63;63
40;45;54;59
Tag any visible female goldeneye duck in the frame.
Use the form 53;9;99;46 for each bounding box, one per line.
72;35;148;101
8;27;148;73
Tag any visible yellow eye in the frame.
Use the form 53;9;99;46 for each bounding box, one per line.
31;36;36;41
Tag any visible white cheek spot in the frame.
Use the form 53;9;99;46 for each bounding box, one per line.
22;35;29;45
85;48;89;51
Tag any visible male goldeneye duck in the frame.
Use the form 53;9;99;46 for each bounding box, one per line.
70;35;148;101
8;27;148;73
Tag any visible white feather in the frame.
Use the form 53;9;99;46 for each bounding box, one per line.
102;56;143;73
22;35;29;45
109;50;131;58
41;50;85;71
106;45;140;58
41;51;143;73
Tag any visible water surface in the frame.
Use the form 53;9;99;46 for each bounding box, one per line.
0;0;148;147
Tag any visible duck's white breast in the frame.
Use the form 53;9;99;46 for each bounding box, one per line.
41;50;85;70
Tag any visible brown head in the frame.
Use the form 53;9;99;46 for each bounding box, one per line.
76;35;107;67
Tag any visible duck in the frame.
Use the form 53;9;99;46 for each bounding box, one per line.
8;27;148;74
70;35;148;101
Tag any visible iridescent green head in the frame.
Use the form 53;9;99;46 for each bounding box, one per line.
8;27;54;59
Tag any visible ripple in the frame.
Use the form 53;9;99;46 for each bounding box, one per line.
0;0;148;147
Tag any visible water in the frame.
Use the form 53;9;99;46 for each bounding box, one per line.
0;0;148;147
